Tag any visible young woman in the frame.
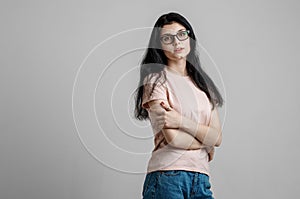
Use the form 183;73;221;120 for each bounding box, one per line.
134;12;224;199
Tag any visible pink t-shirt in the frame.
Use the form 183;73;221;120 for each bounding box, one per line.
142;66;213;176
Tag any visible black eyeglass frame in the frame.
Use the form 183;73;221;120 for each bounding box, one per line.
160;30;190;44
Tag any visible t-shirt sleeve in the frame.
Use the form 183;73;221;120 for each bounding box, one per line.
142;74;168;110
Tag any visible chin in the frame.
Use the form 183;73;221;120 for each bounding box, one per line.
165;51;187;60
175;53;187;59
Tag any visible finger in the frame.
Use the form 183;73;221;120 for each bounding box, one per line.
160;101;169;109
160;101;172;111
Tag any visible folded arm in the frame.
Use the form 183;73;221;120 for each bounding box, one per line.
158;100;222;147
179;108;222;147
146;99;216;161
161;103;222;146
146;100;205;150
162;128;215;161
162;128;206;150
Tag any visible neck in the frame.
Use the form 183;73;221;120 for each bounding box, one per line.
166;58;188;76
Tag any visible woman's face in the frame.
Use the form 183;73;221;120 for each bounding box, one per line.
160;22;191;61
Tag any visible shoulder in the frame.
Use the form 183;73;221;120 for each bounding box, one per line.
143;71;166;85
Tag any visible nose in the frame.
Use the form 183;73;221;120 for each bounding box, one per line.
172;36;180;46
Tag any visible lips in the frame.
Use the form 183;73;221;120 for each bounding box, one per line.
174;47;184;52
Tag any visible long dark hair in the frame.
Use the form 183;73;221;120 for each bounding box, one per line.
134;12;224;120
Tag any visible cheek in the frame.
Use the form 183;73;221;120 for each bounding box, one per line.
161;40;191;58
161;45;174;58
161;44;172;52
163;50;173;60
185;45;191;55
184;40;191;53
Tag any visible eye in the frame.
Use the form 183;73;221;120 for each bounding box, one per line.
178;31;187;37
161;35;172;43
178;32;185;36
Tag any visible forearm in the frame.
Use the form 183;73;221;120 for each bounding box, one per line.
179;116;222;147
162;128;206;150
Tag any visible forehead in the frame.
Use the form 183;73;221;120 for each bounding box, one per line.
160;22;186;35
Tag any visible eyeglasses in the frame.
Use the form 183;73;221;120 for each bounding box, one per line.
160;30;190;45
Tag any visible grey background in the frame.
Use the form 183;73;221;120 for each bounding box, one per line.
1;0;300;198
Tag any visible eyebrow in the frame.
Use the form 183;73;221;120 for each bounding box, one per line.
161;28;186;36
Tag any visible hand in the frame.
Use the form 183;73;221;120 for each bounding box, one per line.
160;101;182;129
207;147;215;162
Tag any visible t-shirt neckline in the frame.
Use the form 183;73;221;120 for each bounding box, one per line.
164;67;190;78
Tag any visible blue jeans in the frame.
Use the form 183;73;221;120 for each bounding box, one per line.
142;170;214;199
